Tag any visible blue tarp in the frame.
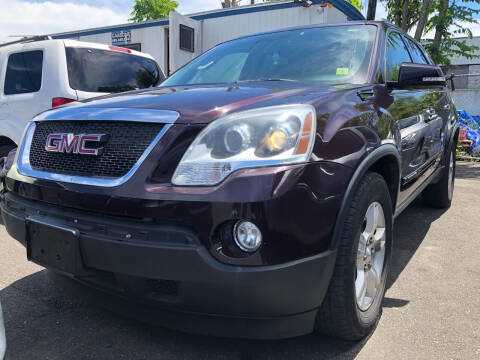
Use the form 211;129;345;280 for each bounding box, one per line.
457;109;480;153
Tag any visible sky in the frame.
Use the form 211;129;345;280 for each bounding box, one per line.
0;0;479;44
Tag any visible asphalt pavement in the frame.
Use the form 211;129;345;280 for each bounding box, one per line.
0;162;479;360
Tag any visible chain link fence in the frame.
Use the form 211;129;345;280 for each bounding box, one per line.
457;110;480;162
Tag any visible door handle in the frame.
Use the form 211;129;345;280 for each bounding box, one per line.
425;108;436;122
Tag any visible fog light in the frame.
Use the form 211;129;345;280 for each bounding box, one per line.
233;221;262;252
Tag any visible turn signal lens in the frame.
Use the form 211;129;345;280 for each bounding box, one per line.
52;97;75;108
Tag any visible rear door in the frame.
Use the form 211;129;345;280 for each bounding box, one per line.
168;12;202;74
1;47;47;143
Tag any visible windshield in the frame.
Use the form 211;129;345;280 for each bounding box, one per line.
163;25;377;86
66;47;165;93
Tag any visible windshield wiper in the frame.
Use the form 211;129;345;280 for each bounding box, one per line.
234;78;299;83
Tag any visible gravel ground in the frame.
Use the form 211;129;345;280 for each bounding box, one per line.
0;162;479;360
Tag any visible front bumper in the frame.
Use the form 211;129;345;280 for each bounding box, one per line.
1;192;337;339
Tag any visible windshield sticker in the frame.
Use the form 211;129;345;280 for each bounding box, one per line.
336;68;349;75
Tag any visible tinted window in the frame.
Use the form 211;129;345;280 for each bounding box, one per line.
386;32;412;81
122;43;142;52
4;50;43;95
179;25;194;52
66;47;164;93
404;37;427;64
163;25;377;86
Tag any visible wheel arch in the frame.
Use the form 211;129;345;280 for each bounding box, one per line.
450;125;460;155
329;144;401;250
0;136;17;148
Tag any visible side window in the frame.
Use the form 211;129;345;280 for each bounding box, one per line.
420;47;434;65
386;32;412;82
4;50;43;95
403;37;427;64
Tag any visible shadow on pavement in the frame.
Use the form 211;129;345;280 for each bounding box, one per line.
0;269;366;360
0;197;449;360
387;197;447;290
455;161;480;180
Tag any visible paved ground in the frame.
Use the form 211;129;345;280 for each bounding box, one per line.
0;162;479;360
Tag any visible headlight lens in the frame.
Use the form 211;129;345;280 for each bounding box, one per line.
172;104;316;186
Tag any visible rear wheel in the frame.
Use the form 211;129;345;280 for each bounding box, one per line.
423;145;455;209
315;172;392;340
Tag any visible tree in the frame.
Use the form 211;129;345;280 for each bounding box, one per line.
130;0;178;22
347;0;364;10
414;0;432;41
424;0;480;65
222;0;241;7
383;0;423;32
366;0;377;20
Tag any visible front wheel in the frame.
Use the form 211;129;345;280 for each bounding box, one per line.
423;145;455;209
315;172;392;340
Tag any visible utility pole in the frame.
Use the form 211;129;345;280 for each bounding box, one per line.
366;0;377;20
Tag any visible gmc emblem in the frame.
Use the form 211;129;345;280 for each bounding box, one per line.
45;133;106;156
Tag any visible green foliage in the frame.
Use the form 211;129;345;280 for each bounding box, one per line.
130;0;178;22
423;0;480;65
136;69;156;88
382;0;422;31
347;0;364;10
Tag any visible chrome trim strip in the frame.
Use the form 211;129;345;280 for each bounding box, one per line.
33;107;180;124
17;122;172;187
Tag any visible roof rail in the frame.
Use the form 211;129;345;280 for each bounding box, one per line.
0;35;52;49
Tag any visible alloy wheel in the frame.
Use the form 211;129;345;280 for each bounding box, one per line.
355;201;386;311
448;152;455;201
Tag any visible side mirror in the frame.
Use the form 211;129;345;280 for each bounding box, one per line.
395;63;446;88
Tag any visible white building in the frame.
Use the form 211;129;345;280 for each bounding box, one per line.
50;0;363;75
442;36;480;114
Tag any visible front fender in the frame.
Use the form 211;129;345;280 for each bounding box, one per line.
329;144;401;251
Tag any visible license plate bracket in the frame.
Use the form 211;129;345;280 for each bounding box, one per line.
26;216;87;276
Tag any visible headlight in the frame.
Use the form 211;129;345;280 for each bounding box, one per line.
172;104;316;186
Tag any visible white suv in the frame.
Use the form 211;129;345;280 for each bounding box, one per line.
0;37;164;157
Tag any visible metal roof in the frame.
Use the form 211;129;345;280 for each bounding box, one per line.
51;0;364;40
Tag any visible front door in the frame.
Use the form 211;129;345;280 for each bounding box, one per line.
385;31;447;204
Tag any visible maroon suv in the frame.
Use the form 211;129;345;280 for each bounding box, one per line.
1;21;458;340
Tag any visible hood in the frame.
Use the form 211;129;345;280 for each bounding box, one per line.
60;82;357;124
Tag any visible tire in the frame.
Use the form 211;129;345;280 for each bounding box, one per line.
315;172;393;340
423;145;455;209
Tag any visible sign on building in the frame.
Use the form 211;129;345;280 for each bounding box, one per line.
111;30;131;44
